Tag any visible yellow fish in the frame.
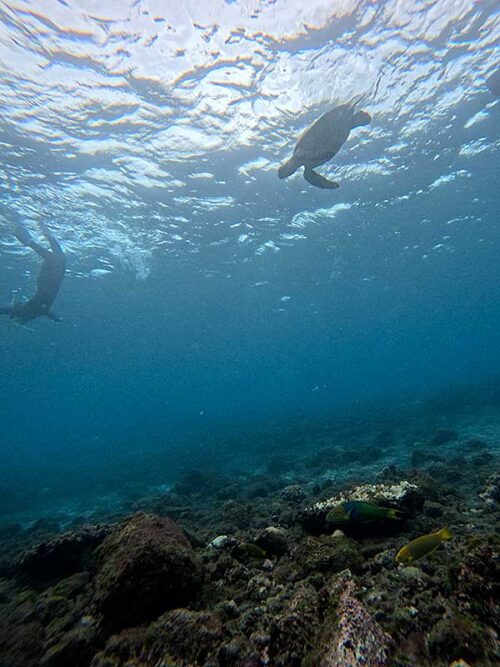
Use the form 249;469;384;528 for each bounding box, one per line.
395;527;452;564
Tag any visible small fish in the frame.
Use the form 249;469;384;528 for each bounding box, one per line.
326;500;402;525
395;527;453;564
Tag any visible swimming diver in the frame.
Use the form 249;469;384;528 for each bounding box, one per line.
0;224;66;324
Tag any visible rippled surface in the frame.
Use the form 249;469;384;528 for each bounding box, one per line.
0;0;498;276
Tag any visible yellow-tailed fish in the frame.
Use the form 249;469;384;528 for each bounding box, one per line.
395;527;452;564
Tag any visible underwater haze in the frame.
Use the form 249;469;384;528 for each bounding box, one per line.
0;0;499;518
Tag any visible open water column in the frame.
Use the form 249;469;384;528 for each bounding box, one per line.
0;1;499;665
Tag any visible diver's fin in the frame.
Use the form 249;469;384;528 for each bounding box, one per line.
46;311;63;322
303;167;339;189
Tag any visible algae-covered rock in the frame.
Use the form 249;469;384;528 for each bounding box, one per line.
270;582;323;666
92;513;202;629
0;618;45;667
145;609;222;665
450;536;500;626
255;527;288;557
19;525;111;583
89;627;147;667
314;577;394;667
427;614;497;663
295;535;363;575
40;617;103;667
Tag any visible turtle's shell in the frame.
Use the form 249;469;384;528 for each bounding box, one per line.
293;104;355;169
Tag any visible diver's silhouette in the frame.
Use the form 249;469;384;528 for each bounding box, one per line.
0;225;66;324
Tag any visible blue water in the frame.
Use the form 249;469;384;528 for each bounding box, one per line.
0;0;499;518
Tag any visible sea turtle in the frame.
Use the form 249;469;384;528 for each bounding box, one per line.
278;104;371;189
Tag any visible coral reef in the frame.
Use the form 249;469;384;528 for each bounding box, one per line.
0;414;498;667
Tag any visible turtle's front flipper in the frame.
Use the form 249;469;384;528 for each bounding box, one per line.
303;168;339;189
278;156;300;179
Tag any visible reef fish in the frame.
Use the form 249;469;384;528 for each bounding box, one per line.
395;527;452;564
326;500;402;525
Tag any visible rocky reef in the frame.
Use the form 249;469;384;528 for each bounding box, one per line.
92;513;202;629
315;575;394;666
0;421;498;666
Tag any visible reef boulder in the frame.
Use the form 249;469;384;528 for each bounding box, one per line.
19;525;111;583
91;512;202;629
145;609;222;665
315;576;394;666
295;534;363;575
255;527;289;557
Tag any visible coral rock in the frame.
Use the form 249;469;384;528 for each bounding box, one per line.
40;619;102;667
145;609;222;665
255;527;288;557
270;582;323;666
479;472;500;506
92;512;202;629
302;480;421;534
319;578;394;666
295;535;363;575
19;525;111;582
279;484;306;503
208;534;235;549
426;614;496;663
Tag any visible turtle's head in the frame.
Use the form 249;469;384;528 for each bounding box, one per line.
278;157;300;179
352;110;371;128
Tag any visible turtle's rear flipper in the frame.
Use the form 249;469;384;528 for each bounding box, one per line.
304;168;339;189
278;157;300;179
